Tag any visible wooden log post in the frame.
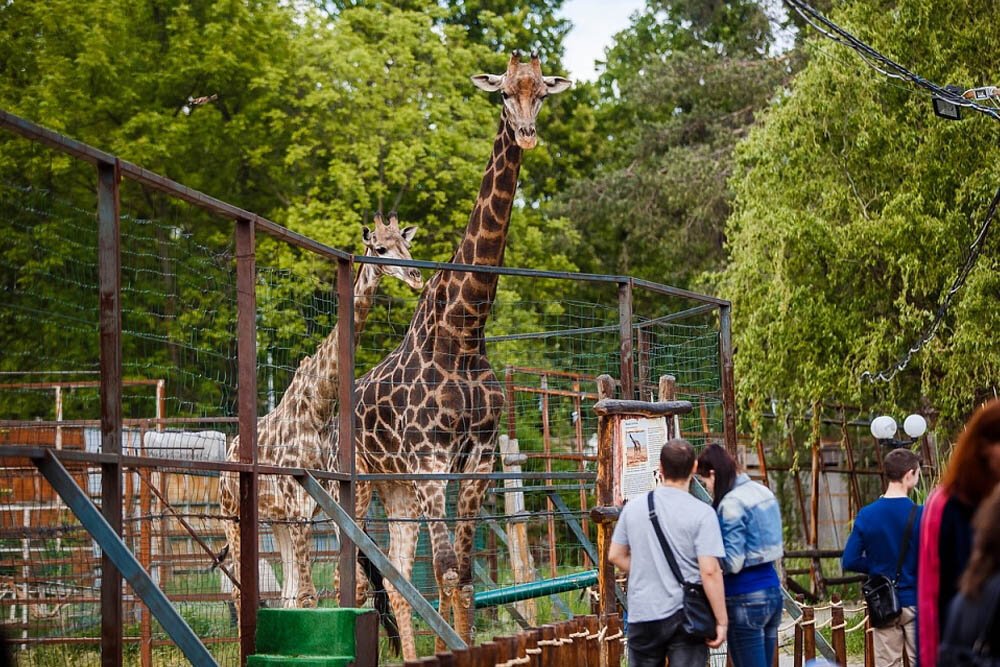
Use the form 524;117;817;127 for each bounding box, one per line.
864;616;875;667
541;625;557;667
585;616;599;667
831;595;847;667
499;435;537;625
802;602;816;662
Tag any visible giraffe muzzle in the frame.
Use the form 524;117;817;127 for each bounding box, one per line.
405;269;424;290
515;125;537;150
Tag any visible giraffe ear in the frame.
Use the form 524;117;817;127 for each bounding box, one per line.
543;76;572;95
471;74;504;92
362;225;373;244
401;226;417;244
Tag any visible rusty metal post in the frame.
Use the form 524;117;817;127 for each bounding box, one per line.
618;281;634;400
573;380;590;567
235;218;260;663
541;375;557;578
719;304;738;458
336;256;357;606
97;158;123;667
139;427;153;667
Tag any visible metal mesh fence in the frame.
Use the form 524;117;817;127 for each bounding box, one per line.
0;120;729;663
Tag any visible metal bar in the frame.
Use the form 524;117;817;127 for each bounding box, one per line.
32;451;216;666
472;570;597;609
295;471;467;650
97;158;123;667
547;492;626;609
719;304;738;457
631;277;730;306
634;303;719;328
472;562;530;629
336;256;357;607
235;218;259;663
618;281;634;400
136;469;239;589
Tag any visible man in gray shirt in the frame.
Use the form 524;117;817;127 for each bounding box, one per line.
609;439;728;667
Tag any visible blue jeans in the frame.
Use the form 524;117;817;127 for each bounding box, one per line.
627;609;709;667
726;587;783;667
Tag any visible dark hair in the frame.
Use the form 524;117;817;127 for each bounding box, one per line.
942;398;1000;506
960;484;1000;597
696;443;738;508
660;439;696;481
883;448;920;482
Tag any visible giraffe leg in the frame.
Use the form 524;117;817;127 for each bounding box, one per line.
354;479;374;606
219;471;242;629
289;519;317;608
452;471;493;645
415;479;460;653
272;523;296;607
384;488;421;661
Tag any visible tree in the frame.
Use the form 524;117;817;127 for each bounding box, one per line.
553;0;791;289
718;0;1000;429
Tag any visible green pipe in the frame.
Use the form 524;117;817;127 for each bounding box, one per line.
472;570;598;609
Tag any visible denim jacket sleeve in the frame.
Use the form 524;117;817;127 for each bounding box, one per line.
719;498;749;574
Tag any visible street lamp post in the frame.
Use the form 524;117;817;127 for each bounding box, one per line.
870;413;927;449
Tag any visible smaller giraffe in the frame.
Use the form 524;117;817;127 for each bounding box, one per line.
218;213;422;621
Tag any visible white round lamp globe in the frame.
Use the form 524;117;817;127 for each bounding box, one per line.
870;415;897;440
903;414;927;439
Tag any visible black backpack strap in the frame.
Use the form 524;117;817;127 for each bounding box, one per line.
893;505;918;584
647;490;686;585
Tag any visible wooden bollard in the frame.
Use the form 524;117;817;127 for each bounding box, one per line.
480;641;499;667
570;618;585;667
421;656;441;667
452;647;471;667
436;651;456;667
403;660;423;667
493;635;510;664
802;603;816;662
584;615;600;667
793;596;804;667
831;595;847;667
541;624;557;667
864;615;875;667
526;627;542;667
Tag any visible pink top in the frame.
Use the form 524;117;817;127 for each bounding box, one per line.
917;486;949;666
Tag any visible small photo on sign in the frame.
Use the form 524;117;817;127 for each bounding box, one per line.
625;431;648;467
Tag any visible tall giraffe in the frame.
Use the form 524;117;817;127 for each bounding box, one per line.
218;213;422;617
341;53;570;660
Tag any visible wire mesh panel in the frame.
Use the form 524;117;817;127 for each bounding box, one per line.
0;116;732;663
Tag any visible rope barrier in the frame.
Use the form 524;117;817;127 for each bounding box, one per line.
496;657;531;667
846;615;870;633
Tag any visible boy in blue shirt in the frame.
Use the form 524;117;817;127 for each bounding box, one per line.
843;448;922;667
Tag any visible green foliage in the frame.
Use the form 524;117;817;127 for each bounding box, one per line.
718;0;1000;429
555;0;791;289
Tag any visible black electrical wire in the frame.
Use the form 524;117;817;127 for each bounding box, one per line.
784;0;1000;122
860;185;999;384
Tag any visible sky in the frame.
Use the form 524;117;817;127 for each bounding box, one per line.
558;0;646;82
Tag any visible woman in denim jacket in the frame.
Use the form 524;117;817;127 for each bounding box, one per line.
697;444;784;667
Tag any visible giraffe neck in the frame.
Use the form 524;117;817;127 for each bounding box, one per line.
277;260;381;429
412;110;522;346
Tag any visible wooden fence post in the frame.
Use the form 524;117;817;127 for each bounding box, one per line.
831;595;847;667
793;595;804;667
802;603;816;662
864;615;875;667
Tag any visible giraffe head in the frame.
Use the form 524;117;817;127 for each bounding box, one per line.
471;52;572;150
362;212;423;290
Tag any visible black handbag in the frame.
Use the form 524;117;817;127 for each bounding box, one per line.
647;491;717;640
862;505;917;629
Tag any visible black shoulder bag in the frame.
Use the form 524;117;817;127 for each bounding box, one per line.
862;505;917;629
647;491;717;639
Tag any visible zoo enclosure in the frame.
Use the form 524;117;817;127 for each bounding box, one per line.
0;109;736;665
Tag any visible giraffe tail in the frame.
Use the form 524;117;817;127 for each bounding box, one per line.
358;549;400;656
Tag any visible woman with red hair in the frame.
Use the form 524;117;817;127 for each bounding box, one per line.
917;398;1000;665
